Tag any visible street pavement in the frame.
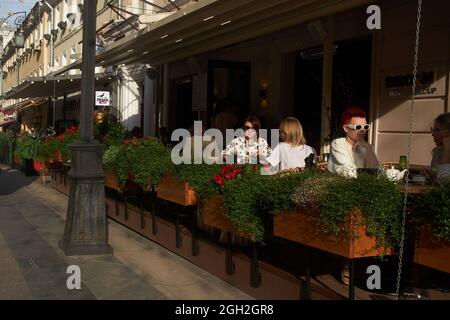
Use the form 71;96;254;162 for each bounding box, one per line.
0;164;252;300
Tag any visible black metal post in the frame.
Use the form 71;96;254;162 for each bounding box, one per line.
140;190;145;229
250;241;260;288
124;191;129;221
191;207;198;256
304;246;311;300
151;187;157;235
226;232;234;275
176;211;182;248
58;0;112;256
349;259;355;300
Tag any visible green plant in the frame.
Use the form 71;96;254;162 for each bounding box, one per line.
126;137;173;190
172;163;222;201
14;132;41;160
219;165;312;242
291;172;404;251
103;144;129;186
94;117;126;147
0;131;16;163
412;181;450;242
60;127;79;161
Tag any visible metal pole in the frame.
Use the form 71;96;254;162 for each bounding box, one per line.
16;49;19;87
59;0;112;256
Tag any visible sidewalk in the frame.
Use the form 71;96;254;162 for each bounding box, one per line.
0;164;252;300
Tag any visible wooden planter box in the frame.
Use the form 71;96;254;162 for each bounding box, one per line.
104;170;122;191
157;175;197;206
201;195;255;240
414;227;450;274
274;208;392;259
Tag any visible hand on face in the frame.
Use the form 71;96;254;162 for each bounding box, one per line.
442;135;450;149
352;140;370;152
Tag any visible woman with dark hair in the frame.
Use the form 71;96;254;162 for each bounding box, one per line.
327;106;379;175
222;116;271;164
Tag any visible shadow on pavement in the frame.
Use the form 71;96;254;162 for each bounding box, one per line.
0;166;38;195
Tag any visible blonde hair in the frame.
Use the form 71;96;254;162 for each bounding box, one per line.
279;117;306;147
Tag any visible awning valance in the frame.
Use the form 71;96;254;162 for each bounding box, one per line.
0;120;17;127
5;74;111;100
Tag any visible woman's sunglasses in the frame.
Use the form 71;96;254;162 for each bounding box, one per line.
346;124;371;131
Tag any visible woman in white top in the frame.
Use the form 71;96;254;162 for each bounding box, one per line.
428;113;450;183
266;117;315;172
327;106;379;176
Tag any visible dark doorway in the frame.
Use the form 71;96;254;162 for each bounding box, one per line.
331;37;372;139
207;60;250;129
294;46;324;154
169;77;195;132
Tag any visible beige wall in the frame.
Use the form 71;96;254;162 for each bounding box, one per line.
373;0;450;165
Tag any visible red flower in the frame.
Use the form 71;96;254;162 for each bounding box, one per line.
124;139;130;145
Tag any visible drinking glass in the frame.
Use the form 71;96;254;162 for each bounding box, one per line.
399;155;407;170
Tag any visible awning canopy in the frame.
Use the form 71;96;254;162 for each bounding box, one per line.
55;0;373;74
5;74;111;100
0;120;17;127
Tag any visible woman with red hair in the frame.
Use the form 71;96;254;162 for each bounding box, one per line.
327;106;379;176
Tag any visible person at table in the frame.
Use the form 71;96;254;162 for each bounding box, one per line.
327;106;379;176
265;117;316;173
222;116;271;164
428;112;450;183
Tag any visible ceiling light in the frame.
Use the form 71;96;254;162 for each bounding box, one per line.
142;51;149;55
127;49;133;53
175;39;183;43
221;20;231;26
203;16;214;21
161;34;168;39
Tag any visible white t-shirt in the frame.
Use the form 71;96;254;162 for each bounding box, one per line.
327;137;379;174
266;142;315;171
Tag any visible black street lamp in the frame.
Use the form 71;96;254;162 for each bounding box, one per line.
58;0;112;256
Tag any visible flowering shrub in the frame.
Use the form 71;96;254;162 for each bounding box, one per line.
213;164;242;188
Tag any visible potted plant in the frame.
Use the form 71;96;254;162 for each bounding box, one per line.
102;143;128;191
274;172;403;258
158;163;221;206
412;182;450;273
126;137;173;191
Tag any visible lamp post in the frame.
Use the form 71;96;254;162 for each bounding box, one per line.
58;0;112;256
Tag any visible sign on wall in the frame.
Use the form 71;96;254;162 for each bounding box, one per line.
95;91;110;106
385;71;437;97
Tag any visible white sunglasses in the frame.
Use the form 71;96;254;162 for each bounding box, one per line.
345;124;371;131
